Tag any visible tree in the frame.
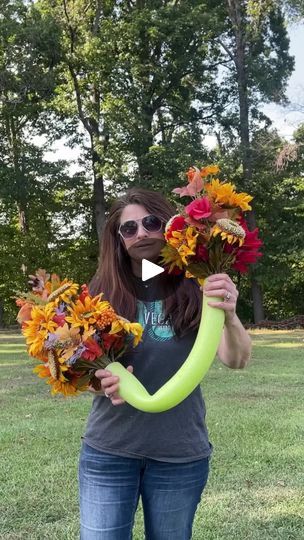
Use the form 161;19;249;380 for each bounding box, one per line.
35;0;227;240
213;0;294;322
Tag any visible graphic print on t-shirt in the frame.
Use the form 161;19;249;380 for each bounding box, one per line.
137;300;175;341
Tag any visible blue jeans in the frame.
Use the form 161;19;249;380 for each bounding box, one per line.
79;442;209;540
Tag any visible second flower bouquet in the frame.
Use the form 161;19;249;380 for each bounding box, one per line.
16;270;143;396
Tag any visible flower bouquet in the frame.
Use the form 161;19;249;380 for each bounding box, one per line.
16;166;262;412
16;270;143;396
161;165;262;281
98;165;262;413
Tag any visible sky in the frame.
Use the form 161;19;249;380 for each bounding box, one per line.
44;22;304;165
262;22;304;141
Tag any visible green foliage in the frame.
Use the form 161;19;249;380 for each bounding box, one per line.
244;128;304;319
0;0;302;324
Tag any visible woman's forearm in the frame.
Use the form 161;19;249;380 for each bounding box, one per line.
217;314;252;369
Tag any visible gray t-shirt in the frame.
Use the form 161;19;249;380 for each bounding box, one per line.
83;285;212;463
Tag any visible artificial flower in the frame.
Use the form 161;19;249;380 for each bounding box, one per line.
205;178;253;211
200;165;219;177
110;318;143;347
161;244;185;272
173;167;203;197
211;219;246;245
161;164;262;281
16;302;34;324
185;197;212;220
81;338;104;361
17;271;144;397
22;303;57;357
165;215;186;240
65;295;111;331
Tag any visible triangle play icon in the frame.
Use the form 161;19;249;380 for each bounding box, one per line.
142;259;164;281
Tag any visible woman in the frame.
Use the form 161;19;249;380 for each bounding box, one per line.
79;187;252;539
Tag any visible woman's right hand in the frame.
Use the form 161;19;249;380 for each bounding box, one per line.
91;366;134;406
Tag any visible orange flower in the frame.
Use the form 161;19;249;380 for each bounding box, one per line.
33;363;78;396
186;167;197;182
48;378;79;396
22;303;57;357
200;165;220;177
160;244;184;273
65;294;112;332
16;302;34;324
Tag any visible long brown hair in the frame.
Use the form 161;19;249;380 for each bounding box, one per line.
90;187;202;337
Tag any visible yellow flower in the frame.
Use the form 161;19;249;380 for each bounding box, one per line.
211;218;245;245
110;318;143;347
65;294;112;332
33;363;50;379
23;303;57;357
168;227;198;264
47;281;79;304
160;244;184;272
200;165;220;177
205;179;252;211
229;191;253;211
33;363;78;396
48;378;78;396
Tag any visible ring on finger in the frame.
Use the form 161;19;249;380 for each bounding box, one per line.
104;391;112;398
225;291;231;302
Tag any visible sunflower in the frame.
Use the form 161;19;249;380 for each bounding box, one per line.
48;378;79;397
211;219;245;245
33;364;51;378
229;191;253;212
22;303;57;357
65;294;112;332
205;179;235;205
205;179;252;211
109;319;143;347
47;280;79;304
33;363;78;396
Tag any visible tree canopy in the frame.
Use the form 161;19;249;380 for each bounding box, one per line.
0;0;303;325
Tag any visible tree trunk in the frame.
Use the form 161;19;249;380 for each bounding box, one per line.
227;0;264;322
64;0;108;243
137;109;154;183
0;301;4;328
8;116;29;234
91;131;106;241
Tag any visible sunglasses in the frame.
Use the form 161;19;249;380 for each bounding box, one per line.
118;214;163;239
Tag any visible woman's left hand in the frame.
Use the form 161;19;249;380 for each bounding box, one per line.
200;273;238;324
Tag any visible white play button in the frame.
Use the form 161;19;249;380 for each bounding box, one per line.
142;259;164;281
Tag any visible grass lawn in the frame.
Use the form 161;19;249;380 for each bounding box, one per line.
0;329;303;539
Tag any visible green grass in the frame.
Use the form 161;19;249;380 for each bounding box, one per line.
0;329;303;539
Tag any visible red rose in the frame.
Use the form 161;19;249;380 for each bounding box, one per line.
185;197;212;220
